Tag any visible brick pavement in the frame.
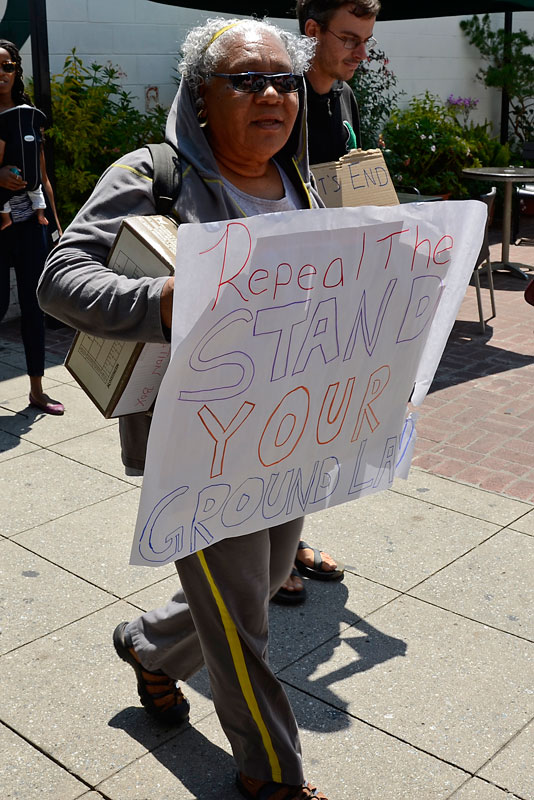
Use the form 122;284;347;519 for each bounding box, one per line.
412;217;534;502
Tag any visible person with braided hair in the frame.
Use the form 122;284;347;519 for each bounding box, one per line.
0;39;63;415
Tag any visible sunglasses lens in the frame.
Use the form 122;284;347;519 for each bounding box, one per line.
231;73;301;93
231;74;258;92
273;75;301;92
1;61;16;73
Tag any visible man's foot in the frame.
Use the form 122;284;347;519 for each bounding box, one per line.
271;568;307;605
113;621;190;723
236;773;328;799
294;540;344;582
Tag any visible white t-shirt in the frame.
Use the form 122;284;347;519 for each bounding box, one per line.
221;162;303;216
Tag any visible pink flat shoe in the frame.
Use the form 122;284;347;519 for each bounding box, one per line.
29;393;65;416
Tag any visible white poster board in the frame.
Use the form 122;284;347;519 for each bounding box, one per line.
130;201;486;567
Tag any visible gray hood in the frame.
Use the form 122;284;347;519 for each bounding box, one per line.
164;77;316;223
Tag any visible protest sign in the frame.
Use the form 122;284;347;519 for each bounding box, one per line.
311;148;399;208
130;201;486;567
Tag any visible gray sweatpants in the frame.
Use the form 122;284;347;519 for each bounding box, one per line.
126;517;305;784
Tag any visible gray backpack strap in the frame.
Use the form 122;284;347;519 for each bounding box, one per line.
146;142;182;215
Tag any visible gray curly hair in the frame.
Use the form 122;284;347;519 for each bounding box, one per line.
180;17;316;98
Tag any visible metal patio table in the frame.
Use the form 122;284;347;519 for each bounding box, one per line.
463;166;534;280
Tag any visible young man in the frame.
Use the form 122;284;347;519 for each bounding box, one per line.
297;0;380;164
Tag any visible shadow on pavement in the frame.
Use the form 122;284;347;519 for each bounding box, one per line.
0;409;40;454
429;318;534;393
281;584;407;731
109;708;237;798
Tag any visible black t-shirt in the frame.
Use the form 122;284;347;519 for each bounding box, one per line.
305;77;361;166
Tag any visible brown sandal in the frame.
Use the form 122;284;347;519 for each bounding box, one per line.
236;773;328;799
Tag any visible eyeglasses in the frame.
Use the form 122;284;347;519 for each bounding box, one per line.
325;30;377;51
210;72;303;94
0;61;17;74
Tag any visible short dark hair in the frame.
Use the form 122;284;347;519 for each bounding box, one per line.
296;0;381;34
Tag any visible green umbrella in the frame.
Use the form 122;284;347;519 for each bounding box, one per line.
147;0;534;17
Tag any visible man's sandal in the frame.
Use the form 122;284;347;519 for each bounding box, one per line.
236;773;328;799
294;539;344;582
113;621;190;723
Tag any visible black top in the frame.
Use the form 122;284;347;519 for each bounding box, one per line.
305;77;361;165
0;104;45;206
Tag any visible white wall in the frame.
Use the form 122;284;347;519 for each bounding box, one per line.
375;12;534;137
8;1;533;133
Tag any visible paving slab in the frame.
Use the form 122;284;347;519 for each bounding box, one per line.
0;367;63;404
392;469;532;526
479;721;534;800
0;538;112;654
0;448;130;537
0;374;62;404
120;572;181;613
41;362;76;384
0;602;216;786
508;507;534;537
0;383;114;448
302;490;499;591
76;795;106;799
0;363;63;403
410;529;533;640
50;424;143;484
0;722;89;800
269;573;399;672
449;777;521;799
97;684;470;800
95;713;237;800
14;491;176;597
279;595;534;774
0;420;39;462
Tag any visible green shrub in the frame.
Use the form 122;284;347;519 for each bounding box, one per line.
351;46;403;150
382;91;510;198
46;51;167;225
460;14;534;146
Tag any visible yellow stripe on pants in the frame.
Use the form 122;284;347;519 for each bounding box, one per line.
197;549;282;782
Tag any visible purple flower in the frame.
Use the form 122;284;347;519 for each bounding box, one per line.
447;94;479;110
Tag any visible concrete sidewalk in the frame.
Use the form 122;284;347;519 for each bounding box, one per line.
0;229;533;799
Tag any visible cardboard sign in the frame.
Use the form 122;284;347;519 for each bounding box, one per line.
311;148;399;208
65;215;177;418
130;201;487;567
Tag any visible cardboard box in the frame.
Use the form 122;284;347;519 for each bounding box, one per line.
311;148;399;208
65;215;177;418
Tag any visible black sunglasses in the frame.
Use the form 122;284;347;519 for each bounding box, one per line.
0;61;17;74
210;72;303;94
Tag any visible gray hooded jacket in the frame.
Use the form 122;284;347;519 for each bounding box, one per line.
38;78;321;469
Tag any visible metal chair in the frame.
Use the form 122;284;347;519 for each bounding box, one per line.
512;142;534;244
473;187;497;333
394;184;420;195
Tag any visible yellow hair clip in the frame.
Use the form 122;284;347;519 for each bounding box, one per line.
206;21;243;48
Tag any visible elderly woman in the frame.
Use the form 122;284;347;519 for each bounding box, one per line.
39;16;329;800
